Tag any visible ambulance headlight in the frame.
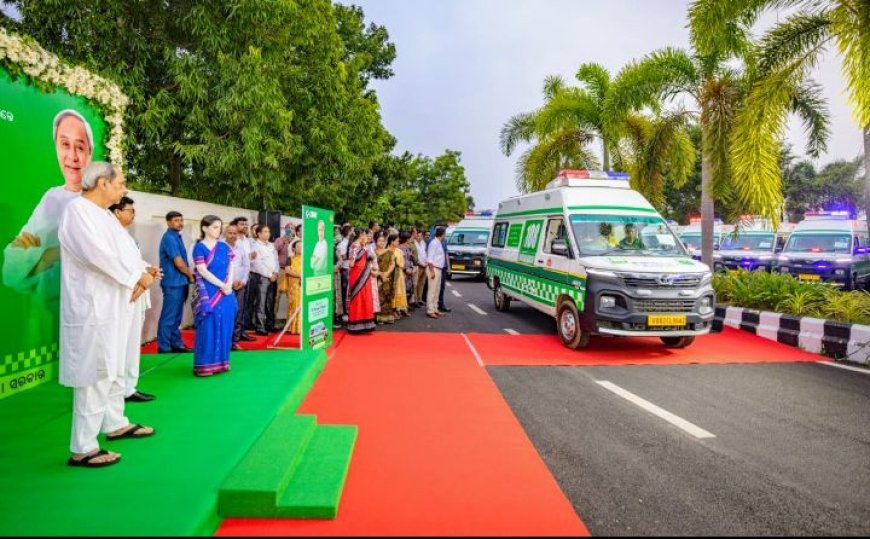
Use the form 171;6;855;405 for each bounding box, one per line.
699;296;713;315
586;268;617;279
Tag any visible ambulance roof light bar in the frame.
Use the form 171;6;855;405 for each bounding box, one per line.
547;169;630;189
805;210;850;220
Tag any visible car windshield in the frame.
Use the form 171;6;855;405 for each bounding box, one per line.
784;234;852;254
680;233;701;251
720;233;776;251
448;230;489;247
570;215;686;257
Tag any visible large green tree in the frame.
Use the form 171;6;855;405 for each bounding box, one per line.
3;0;395;214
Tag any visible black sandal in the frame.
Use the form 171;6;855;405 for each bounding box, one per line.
106;423;155;441
67;449;121;468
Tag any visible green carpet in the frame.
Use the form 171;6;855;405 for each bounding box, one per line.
0;349;325;536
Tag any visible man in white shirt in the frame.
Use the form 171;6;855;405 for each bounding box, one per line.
230;216;255;332
250;225;280;335
425;227;447;318
224;224;253;349
414;229;429;306
109;196;159;403
59;162;156;468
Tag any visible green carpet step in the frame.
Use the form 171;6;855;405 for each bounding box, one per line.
274;424;359;519
219;413;317;517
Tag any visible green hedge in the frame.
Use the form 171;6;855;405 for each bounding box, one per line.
713;270;870;325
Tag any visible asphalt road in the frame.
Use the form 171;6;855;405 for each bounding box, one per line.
379;278;870;535
385;275;554;334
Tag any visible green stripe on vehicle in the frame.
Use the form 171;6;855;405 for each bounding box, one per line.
487;259;586;310
568;205;658;213
496;206;563;218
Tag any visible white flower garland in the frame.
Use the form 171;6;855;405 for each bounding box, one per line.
0;28;128;166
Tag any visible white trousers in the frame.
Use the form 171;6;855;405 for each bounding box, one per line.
427;268;442;314
124;302;145;397
71;375;129;454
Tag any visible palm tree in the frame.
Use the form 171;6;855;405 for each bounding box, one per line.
605;4;829;267
500;71;605;193
616;112;697;208
691;0;869;232
500;63;696;200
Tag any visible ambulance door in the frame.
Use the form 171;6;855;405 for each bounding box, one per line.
539;215;573;275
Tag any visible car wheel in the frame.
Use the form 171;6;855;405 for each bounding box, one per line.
494;283;511;312
556;300;590;349
660;336;695;348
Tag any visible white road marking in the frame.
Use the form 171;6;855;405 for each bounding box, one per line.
817;361;870;375
451;289;462;298
504;328;520;335
595;381;716;439
446;282;452;287
467;303;487;316
462;333;484;368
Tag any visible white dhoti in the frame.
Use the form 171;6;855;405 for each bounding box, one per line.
59;196;147;455
70;374;128;454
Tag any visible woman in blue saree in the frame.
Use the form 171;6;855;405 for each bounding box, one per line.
192;215;238;376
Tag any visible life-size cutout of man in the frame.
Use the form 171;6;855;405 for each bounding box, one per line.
59;162;156;468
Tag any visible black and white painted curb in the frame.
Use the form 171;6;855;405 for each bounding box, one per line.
713;306;870;366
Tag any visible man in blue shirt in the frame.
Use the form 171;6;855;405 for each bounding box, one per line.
157;211;194;353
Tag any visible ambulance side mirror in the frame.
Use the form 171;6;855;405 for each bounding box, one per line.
551;239;570;257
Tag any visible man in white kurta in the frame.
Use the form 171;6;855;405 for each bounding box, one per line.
110;196;158;402
59;162;155;467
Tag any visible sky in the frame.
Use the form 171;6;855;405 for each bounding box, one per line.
346;0;865;212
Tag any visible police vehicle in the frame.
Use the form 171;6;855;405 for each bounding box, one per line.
775;211;870;290
486;170;715;349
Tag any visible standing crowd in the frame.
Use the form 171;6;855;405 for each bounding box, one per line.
59;161;454;469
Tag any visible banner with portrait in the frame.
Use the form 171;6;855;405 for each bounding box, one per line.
301;205;334;351
0;65;108;399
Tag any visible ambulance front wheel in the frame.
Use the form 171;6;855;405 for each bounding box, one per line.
494;283;511;312
660;336;695;348
557;300;590;349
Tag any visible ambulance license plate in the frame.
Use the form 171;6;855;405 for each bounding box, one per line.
798;274;821;281
451;264;465;271
648;315;687;327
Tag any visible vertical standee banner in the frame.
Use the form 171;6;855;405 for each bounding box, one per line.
0;66;108;399
301;205;334;350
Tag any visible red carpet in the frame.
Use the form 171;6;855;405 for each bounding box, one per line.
141;330;346;354
216;332;588;536
469;327;829;366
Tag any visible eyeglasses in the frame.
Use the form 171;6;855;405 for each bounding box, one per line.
118;208;135;214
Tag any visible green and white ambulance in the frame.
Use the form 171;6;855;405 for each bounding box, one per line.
486;170;715;349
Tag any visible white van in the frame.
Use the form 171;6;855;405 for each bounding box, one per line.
446;214;494;279
775;212;870;290
679;218;725;261
486;170;714;349
713;216;778;272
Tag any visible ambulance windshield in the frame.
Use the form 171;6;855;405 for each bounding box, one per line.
570;215;686;257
